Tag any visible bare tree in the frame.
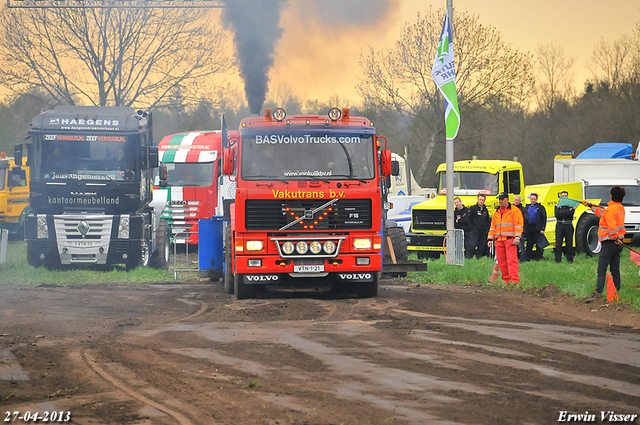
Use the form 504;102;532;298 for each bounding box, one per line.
535;43;575;113
357;8;534;183
0;5;233;108
586;36;632;90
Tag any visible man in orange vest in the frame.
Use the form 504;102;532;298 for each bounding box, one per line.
583;185;626;303
487;192;524;283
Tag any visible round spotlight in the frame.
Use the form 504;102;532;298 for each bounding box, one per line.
296;241;308;254
282;241;295;255
273;108;287;122
309;241;322;254
323;240;336;254
328;108;342;121
37;217;47;227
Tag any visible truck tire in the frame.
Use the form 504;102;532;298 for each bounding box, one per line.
575;214;601;257
385;227;408;278
151;219;170;270
127;238;150;271
234;273;254;300
355;272;379;298
223;227;234;293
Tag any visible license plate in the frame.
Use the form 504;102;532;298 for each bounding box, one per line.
73;254;94;259
293;265;324;273
72;241;93;247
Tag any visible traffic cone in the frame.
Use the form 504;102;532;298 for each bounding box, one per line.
606;273;619;302
489;259;500;283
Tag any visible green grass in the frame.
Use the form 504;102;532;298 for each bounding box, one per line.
407;251;640;310
0;241;174;285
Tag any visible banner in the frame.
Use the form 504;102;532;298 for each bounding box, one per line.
557;197;581;208
431;10;460;140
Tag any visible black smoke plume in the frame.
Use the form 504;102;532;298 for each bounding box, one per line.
222;0;288;114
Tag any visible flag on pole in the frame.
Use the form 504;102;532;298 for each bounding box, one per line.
557;197;581;208
431;10;460;140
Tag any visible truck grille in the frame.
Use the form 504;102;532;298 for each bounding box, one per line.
245;199;372;231
53;215;113;240
162;201;199;239
412;209;446;231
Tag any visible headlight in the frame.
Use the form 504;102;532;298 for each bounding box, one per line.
296;241;308;254
282;241;295;255
37;216;48;239
246;240;264;251
323;241;336;254
309;241;322;254
118;214;130;239
353;238;372;250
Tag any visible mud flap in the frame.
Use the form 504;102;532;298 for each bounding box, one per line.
335;272;375;282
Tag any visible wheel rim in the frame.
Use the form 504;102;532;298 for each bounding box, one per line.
587;225;601;254
141;239;150;267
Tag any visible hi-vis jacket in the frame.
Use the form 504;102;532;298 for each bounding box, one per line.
592;201;625;242
488;203;524;241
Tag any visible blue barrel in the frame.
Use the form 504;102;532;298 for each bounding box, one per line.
198;217;224;278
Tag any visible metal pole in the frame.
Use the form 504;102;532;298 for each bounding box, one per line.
404;145;412;196
445;0;455;237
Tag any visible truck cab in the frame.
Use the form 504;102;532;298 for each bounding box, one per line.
407;159;523;259
0;153;30;237
21;106;167;270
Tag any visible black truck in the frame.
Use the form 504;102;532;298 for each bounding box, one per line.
16;106;170;270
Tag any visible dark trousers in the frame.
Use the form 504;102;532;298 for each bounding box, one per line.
555;223;574;262
596;240;624;293
524;226;543;260
466;229;488;259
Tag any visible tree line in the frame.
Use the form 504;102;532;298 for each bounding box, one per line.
0;5;638;188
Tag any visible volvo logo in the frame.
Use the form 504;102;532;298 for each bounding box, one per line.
76;220;91;238
338;273;373;281
244;274;280;282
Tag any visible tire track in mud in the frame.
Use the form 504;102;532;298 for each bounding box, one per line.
81;350;196;425
170;292;209;324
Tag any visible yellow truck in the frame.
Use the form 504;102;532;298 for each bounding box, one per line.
407;159;524;259
0;152;30;237
524;181;601;257
407;159;601;259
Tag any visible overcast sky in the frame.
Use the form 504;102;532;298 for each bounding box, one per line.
215;0;640;106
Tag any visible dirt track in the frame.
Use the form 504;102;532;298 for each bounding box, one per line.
0;279;639;425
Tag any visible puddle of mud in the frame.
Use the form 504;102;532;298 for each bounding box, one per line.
0;348;29;381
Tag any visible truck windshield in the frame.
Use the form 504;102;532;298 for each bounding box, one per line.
32;135;139;181
160;162;215;187
585;185;640;207
240;134;375;181
438;171;499;196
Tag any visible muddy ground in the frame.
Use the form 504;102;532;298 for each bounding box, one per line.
0;278;639;425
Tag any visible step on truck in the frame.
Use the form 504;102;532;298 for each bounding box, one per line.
199;107;411;299
18;106;169;270
0;152;31;238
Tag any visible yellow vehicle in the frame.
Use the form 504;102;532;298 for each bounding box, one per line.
524;181;602;256
0;152;30;237
407;159;524;259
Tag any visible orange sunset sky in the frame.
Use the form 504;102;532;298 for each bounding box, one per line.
213;0;640;106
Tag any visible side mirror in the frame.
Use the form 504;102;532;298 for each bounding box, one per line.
14;144;22;167
222;148;234;175
148;146;159;169
391;160;400;176
159;164;168;187
380;149;392;177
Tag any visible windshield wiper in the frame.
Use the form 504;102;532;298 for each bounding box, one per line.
329;174;368;184
250;175;289;183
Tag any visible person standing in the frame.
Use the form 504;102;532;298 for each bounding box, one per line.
524;193;547;261
584;186;626;303
555;191;575;263
467;194;491;259
513;195;529;262
454;197;470;255
487;193;524;283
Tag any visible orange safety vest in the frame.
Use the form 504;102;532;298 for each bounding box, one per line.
488;203;524;241
592;201;625;242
